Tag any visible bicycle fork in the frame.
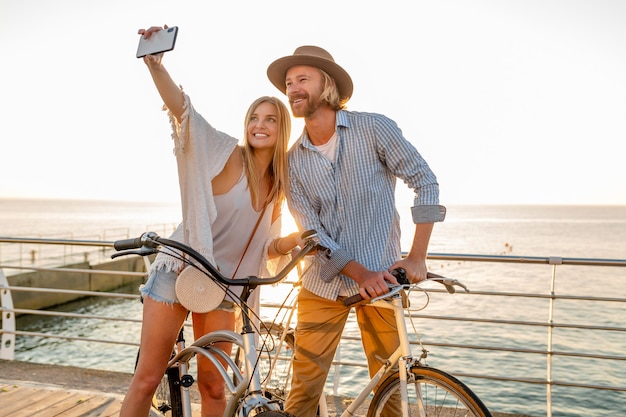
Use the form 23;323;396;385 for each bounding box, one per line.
233;304;283;417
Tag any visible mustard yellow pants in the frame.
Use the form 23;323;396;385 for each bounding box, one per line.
284;288;400;417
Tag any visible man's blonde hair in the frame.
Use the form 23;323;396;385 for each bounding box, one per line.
319;69;348;111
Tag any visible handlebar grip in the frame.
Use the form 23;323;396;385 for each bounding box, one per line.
343;293;364;306
301;229;318;240
114;237;143;251
392;268;408;284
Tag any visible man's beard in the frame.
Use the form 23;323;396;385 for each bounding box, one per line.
290;93;324;118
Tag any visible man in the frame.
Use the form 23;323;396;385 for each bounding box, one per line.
267;45;446;417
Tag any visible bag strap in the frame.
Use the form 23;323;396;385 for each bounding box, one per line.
231;203;268;279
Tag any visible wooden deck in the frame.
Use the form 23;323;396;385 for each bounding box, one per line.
0;377;203;417
0;361;528;417
0;378;124;417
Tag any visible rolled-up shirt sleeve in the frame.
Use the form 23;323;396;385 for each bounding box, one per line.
373;115;445;224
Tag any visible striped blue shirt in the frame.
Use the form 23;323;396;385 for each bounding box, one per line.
288;110;440;300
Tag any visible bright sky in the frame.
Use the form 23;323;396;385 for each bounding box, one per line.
2;0;625;206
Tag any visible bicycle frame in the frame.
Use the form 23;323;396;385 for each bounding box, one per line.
262;286;416;417
163;291;284;417
262;276;489;417
340;295;413;417
114;230;323;417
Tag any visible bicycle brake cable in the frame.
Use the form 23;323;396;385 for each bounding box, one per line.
405;286;430;361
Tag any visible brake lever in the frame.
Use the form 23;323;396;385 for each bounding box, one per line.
111;247;158;259
388;269;469;294
425;272;469;293
370;285;405;302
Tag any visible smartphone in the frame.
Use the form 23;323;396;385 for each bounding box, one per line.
136;26;178;58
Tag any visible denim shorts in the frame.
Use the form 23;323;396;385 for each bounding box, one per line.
140;268;235;312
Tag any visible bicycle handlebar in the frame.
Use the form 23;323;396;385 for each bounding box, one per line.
343;269;469;307
113;235;147;251
112;230;323;288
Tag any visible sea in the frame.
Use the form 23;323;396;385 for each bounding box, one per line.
1;198;625;417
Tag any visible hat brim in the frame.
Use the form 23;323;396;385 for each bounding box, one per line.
267;55;353;101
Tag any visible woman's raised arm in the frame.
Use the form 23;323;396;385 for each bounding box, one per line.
139;26;185;122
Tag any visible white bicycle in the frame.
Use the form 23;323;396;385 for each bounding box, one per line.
113;230;322;417
259;268;493;417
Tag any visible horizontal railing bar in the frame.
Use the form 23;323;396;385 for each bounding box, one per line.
3;330;139;347
427;252;626;267
451;372;626;392
0;265;145;277
547;380;626;392
2;307;143;323
0;237;115;247
3;237;626;267
408;314;626;332
419;342;626;361
0;286;141;299
339;335;626;361
423;288;626;303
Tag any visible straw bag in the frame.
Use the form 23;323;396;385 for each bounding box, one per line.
175;205;267;313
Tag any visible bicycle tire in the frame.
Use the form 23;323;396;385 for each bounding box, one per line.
368;365;492;417
254;411;295;417
152;365;184;417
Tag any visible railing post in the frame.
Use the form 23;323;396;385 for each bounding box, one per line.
546;257;562;417
0;268;16;360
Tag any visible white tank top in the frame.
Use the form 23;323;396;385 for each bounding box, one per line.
212;170;273;290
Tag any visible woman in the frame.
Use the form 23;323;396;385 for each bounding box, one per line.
120;26;301;417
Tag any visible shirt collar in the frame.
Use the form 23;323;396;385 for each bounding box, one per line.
299;110;350;150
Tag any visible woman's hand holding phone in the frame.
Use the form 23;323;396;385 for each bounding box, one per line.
136;25;178;58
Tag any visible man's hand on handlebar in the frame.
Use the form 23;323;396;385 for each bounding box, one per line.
360;270;399;301
389;256;428;284
341;260;400;301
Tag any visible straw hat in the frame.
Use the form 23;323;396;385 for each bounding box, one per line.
267;45;353;101
175;266;226;313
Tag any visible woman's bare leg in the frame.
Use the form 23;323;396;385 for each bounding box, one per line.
192;309;236;417
120;297;188;417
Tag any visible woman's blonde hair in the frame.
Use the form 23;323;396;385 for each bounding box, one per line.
242;96;291;209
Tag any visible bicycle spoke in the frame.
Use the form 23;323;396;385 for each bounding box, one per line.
368;366;491;417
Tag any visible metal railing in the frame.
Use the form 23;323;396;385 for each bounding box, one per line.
1;236;625;417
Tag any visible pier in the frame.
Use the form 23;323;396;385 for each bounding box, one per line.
1;236;625;416
0;361;129;417
0;360;535;417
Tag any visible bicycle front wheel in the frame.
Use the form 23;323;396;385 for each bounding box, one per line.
152;365;183;417
255;321;296;400
368;366;491;417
